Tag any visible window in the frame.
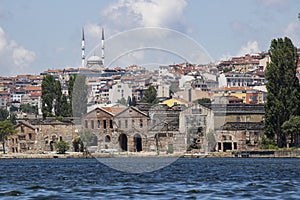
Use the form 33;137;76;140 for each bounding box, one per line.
139;119;143;128
105;135;111;142
85;120;88;128
19;135;26;140
21;126;24;133
246;116;250;122
103;120;107;129
20;143;26;149
91;120;94;129
97;120;100;128
110;120;113;128
125;120;128;128
29;133;32;140
118;120;121;128
132;119;135;128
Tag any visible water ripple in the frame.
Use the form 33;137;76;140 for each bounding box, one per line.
0;158;300;199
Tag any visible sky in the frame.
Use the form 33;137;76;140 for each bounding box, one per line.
0;0;300;76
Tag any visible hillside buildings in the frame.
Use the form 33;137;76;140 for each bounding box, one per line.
4;30;300;155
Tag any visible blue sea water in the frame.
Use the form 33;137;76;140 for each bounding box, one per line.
0;158;300;199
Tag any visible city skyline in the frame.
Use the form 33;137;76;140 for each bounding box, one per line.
0;0;300;76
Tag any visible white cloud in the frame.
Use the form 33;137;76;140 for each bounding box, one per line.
86;23;102;39
284;22;300;47
83;0;207;68
220;41;261;61
101;0;187;31
12;46;35;67
237;41;260;56
0;26;36;75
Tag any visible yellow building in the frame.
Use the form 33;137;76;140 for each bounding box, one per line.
213;86;264;104
160;98;189;107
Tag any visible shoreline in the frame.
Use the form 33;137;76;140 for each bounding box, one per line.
1;149;300;159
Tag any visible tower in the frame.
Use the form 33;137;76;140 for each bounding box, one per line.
101;27;104;66
81;28;85;68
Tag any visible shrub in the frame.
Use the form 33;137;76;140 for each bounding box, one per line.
55;141;69;154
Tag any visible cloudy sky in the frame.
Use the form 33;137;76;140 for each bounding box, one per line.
0;0;300;76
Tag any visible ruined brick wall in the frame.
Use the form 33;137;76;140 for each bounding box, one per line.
35;122;76;152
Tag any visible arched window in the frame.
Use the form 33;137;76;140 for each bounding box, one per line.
105;135;111;143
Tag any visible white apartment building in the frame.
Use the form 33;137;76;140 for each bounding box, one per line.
109;83;132;103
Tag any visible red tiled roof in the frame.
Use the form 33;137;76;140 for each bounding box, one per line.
24;86;41;91
101;107;127;115
214;86;255;92
30;91;41;97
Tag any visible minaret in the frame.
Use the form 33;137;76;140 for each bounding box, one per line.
101;27;104;66
81;28;85;68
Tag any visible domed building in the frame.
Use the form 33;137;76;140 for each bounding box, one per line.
81;27;105;71
86;55;104;71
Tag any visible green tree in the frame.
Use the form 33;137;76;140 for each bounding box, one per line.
0;120;17;154
142;85;158;105
60;95;71;117
72;74;88;118
9;113;17;125
117;97;127;106
132;96;137;106
54;80;63;116
55;141;69;154
195;98;211;105
67;74;76;115
127;96;132;106
20;104;38;114
9;106;18;112
282;116;300;148
79;130;98;147
265;37;300;148
73;137;84;152
0;108;16;125
42;75;63;119
0;108;9;121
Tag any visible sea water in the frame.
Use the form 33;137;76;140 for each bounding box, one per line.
0;158;299;199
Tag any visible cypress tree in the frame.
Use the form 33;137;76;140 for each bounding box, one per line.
132;96;137;106
72;74;88;118
127;96;132;106
42;75;57;118
142;85;158;105
265;37;300;148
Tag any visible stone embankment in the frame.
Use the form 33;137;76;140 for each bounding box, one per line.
1;150;300;159
0;152;90;159
232;149;300;158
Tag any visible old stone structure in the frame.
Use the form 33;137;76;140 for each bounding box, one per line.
32;119;76;152
7;103;265;154
147;104;184;153
179;104;214;153
8;121;37;153
213;104;265;151
82;104;188;154
7;119;77;153
82;106;149;152
215;122;264;152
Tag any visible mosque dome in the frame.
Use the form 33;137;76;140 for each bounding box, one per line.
88;56;101;62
